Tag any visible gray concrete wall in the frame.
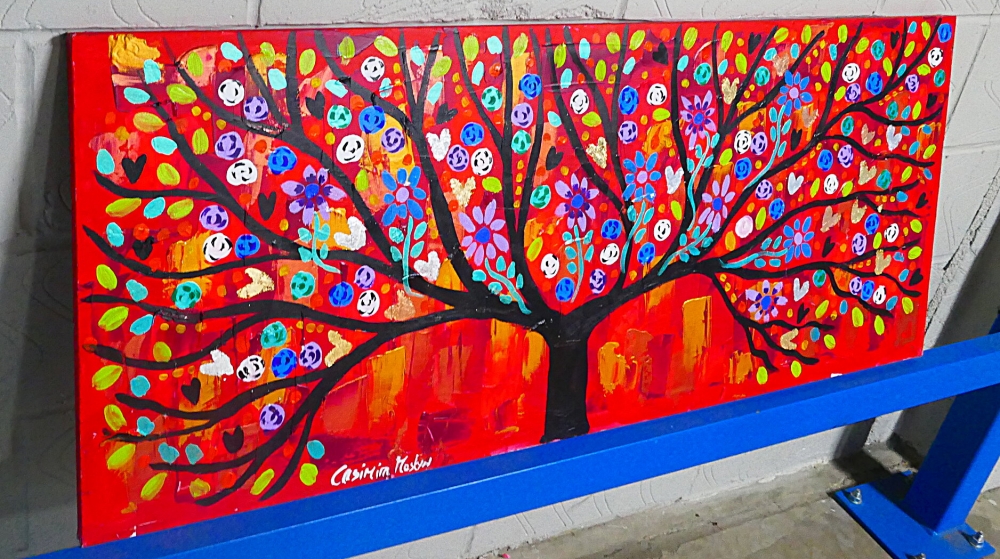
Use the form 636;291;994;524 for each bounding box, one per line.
1;0;999;557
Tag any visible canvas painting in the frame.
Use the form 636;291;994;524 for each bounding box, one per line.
70;16;954;544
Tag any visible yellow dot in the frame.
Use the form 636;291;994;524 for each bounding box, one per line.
176;324;186;334
279;219;289;231
393;62;401;73
297;320;305;329
217;285;226;297
681;79;690;87
380;283;391;294
160;323;170;331
203;112;212;121
325;132;336;145
216;119;226;130
191;106;202;116
306;323;316;333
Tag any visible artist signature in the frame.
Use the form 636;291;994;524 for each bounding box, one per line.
330;453;434;487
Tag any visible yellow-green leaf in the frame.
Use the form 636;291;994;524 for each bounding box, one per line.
911;219;923;233
512;33;528;57
106;198;141;217
482;177;502;193
883;58;893;77
373;36;398;57
166;84;197;105
431;56;452;78
157;163;181;186
167;199;195;219
192;128;209;155
791;361;802;378
190;478;211;498
816;300;829;319
824;334;836;349
299;48;316;75
923;144;936;159
98;306;129;331
338;36;356;61
908;247;923;260
921;21;931;39
607;32;621;54
259;42;276;66
810;178;821;197
92;365;123;390
841;180;853;196
905;41;916;57
901;167;913;182
874;316;885;336
629;30;646;51
721;31;733;52
652;108;670;121
133;112;165;133
554;44;566;68
104;404;127;431
96;264;118;290
755;207;767;229
756;367;768;384
801;25;812;44
670;200;682;220
902;297;914;314
855;37;870;54
874;232;883;249
581;112;602;127
683;28;698;50
852;307;864;327
774;27;789;43
300;463;318;486
719;148;733;166
838;25;848;43
917;63;931;76
527;237;544;260
913;101;922;120
107;443;135;470
834;86;846;101
356;169;369;192
141;473;168;501
153;342;172;363
821;61;831;83
250;468;275;496
463;35;479;61
187;52;203;77
735;53;747;74
595;60;607;81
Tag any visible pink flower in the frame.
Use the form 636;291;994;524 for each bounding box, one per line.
555;174;598;231
698;175;735;233
680;92;717;149
459;199;509;265
281;165;347;225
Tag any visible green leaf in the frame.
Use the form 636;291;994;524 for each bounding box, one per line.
96;264;118;290
606;32;621;54
483;177;502;193
166;84;197;104
683;28;698;49
581;112;602;127
629;30;645;51
355;169;369;191
98;306;129;331
167;199;194;219
512;33;528;57
92;365;123;390
431;56;452;78
374;36;398;57
106;198;141;217
157;163;180;186
463;35;479;61
338;36;356;61
299;48;316;74
554;44;566;68
191;128;209;154
186;52;203;77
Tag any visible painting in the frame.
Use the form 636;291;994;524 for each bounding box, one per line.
70;16;954;545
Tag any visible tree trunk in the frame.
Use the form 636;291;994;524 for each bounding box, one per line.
540;331;591;443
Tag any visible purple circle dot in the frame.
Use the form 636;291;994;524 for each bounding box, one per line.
199;205;229;231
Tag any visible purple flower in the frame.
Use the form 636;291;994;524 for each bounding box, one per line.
778;72;813;114
555;174;598;231
459;199;509;266
746;280;787;323
623;151;661;203
381;167;427;226
782;217;814;262
281;165;347;225
698;175;735;233
680;91;717;149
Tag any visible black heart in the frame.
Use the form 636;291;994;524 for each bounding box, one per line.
258;192;276;221
890;31;900;49
790;129;803;150
181;378;201;405
545;147;563;171
797;304;808;323
916;192;929;209
748;33;762;54
652;41;669;65
305;92;326;120
436;103;458;125
222;426;244;453
927;93;939;109
822;237;835;257
132;237;154;260
909;268;925;286
122;154;147;184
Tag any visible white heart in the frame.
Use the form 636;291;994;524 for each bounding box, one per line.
199;350;234;377
793;278;810;302
333;216;367;251
787;172;803;195
426;129;451;161
886;125;902;151
665;167;683;194
413;251;441;281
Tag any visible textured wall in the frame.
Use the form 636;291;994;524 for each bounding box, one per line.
0;0;998;557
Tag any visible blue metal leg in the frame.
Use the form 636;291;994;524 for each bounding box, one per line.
835;382;1000;558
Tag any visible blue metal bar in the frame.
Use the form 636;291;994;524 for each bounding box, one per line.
901;382;1000;533
40;334;1000;559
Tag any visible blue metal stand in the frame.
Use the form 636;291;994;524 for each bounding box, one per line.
40;334;1000;559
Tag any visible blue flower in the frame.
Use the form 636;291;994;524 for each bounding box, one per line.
381;167;427;226
782;217;814;262
778;72;813;113
268;146;297;174
623;151;661;203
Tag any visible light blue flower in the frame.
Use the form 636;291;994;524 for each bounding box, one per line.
782;217;814;262
778;72;813;113
623;151;661;203
381;167;427;226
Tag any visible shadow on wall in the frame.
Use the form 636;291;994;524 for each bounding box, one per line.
0;34;79;557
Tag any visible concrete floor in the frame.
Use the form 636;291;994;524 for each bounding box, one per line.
482;448;1000;559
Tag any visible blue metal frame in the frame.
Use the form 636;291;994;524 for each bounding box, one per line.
41;334;1000;559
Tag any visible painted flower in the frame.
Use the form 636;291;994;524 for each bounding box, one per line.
281;165;347;225
782;217;815;262
555;174;598;231
778;72;813;114
746;280;787;323
381;167;427;226
680;91;716;149
698;175;735;233
623;151;661;203
459;199;509;266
